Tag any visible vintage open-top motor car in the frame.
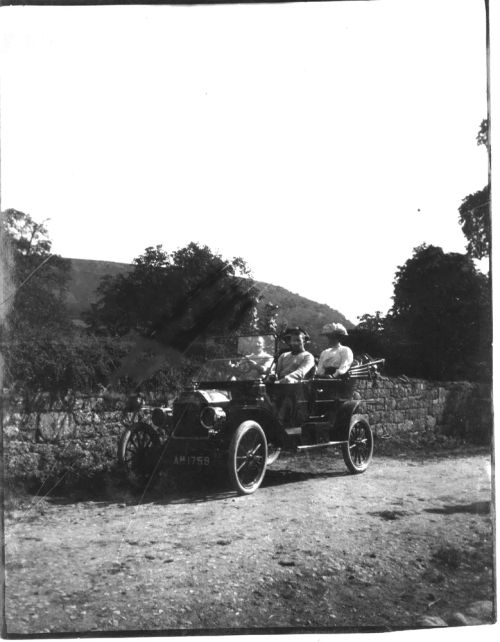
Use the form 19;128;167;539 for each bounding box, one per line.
118;333;384;495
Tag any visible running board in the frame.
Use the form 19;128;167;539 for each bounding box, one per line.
297;440;346;451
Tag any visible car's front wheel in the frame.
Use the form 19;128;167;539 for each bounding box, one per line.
341;415;373;473
228;421;268;495
118;422;161;488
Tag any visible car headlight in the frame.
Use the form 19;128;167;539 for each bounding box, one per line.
200;406;226;430
152;407;172;429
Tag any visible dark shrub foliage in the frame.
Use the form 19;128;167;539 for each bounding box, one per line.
352;245;491;382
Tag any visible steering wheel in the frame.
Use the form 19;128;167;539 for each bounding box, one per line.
237;358;253;374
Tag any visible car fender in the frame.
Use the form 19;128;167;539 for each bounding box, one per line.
333;400;361;440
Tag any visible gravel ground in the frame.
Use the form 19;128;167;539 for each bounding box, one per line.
3;447;495;635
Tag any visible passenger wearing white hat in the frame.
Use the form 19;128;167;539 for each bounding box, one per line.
316;322;353;378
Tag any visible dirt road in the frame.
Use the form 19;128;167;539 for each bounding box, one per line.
3;449;494;634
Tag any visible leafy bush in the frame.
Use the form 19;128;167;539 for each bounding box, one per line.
3;333;129;397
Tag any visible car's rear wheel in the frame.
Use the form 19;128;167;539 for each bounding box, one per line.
341;415;373;473
118;422;161;488
228;421;268;495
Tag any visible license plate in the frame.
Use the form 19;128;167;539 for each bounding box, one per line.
173;455;210;466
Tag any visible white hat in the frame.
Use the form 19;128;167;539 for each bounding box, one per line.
320;322;348;336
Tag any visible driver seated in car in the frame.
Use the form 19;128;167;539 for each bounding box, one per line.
316;323;353;378
276;328;315;383
244;336;274;376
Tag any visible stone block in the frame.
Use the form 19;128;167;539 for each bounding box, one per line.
447;613;469;626
37;412;76;442
464;600;494;621
18;413;38;434
413;417;426;431
425;415;437;430
417;615;447;628
3;424;20;439
74;410;102;426
4;411;21;427
356;403;367;415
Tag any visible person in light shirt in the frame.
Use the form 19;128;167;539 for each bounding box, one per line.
274;327;315;427
276;328;315;383
244;336;274;376
316;323;353;378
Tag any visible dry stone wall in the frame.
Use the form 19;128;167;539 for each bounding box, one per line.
353;377;491;444
1;377;492;489
2;393;134;490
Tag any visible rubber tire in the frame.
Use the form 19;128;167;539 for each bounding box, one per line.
341;414;373;474
228;421;268;495
118;422;161;488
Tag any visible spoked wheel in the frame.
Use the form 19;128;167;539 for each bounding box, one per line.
266;443;281;465
341;414;373;474
238;359;252;374
118;422;161;488
228;421;268;495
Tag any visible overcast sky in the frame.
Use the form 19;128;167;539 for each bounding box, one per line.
0;0;489;323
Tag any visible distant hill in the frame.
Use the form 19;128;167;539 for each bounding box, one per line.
252;280;353;340
66;258;353;343
66;258;133;316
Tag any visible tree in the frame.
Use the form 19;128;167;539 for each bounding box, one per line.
349;311;390;362
476;117;488;147
259;302;280;334
458;118;490;260
0;209;114;395
86;242;260;350
390;244;490;380
458;184;490;260
356;311;386;333
1;208;71;333
83;242;262;387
